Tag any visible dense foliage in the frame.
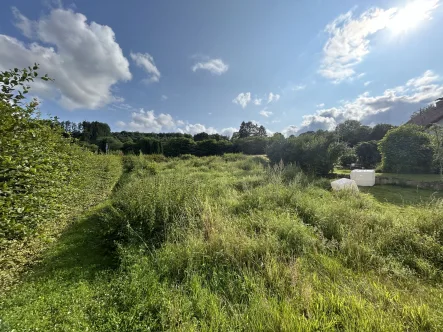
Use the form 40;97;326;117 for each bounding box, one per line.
267;131;345;175
379;125;434;173
339;149;357;168
237;121;267;138
0;66;122;246
234;136;268;155
369;123;395;141
429;124;443;176
335;120;371;147
355;141;381;168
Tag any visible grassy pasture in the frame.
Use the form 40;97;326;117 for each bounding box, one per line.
1;154;442;331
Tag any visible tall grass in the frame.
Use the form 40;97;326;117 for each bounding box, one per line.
1;155;442;331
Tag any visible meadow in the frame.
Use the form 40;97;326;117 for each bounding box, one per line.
1;154;443;331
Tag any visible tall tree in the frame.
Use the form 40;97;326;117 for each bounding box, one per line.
335;120;370;146
193;132;210;141
369;123;395;141
238;121;267;138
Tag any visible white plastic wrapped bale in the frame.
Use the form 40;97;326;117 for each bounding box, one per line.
350;169;375;186
331;178;359;192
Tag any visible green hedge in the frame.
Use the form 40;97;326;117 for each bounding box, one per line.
267;131;345;175
355;141;381;168
0;99;123;246
379;125;433;174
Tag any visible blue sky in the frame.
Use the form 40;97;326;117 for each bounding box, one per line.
1;0;442;136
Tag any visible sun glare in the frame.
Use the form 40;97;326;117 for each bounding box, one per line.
389;0;439;34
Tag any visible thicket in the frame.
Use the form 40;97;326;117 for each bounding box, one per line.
379;125;434;174
0;66;122;247
267;131;345;175
355;141;381;168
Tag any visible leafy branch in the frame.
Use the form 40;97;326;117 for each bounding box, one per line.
0;63;52;106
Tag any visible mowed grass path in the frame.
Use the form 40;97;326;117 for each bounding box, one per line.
0;203;118;331
1;155;443;331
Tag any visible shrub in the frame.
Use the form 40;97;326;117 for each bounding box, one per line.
234;137;268;155
267;131;346;175
163;137;196;157
355;141;381;168
379;125;433;173
0;66;122;245
138;137;163;154
193;139;233;156
0;98;80;242
339;150;357;168
97;136;123;152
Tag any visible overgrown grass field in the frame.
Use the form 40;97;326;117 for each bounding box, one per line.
1;155;443;331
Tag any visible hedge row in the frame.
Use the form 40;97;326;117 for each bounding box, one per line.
0;92;122;247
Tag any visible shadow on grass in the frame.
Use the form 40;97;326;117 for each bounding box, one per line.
29;204;118;282
360;185;443;206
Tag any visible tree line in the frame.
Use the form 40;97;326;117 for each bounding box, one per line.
59;120;269;157
59;115;443;175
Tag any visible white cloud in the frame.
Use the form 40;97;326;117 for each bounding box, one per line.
232;92;251;108
406;69;439;87
268;92;280;103
181;124;217;135
316;103;325;108
130;52;161;83
292;84;306;91
259;108;273;117
161;95;168;101
117;109;175;132
319;1;439;83
12;7;34;38
221;127;237;138
388;0;440;34
296;70;443;133
108;102;134;111
0;8;131;109
282;125;298;137
253;97;262;106
319;8;396;83
192;58;229;75
117;109;220;135
364;81;372;86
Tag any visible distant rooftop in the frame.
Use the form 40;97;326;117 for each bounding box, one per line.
407;98;443;126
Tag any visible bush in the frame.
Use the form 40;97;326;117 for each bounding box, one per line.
0;100;77;242
138;137;163;155
0;66;122;245
379;125;433;173
163;137;196;157
339;151;357;168
234;137;268;155
193;139;233;156
267;131;346;175
98;136;123;152
355;141;381;168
